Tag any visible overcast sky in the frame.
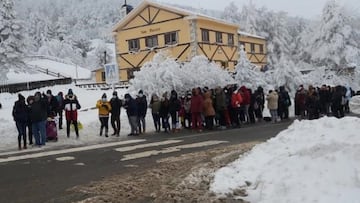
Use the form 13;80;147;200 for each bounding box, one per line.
158;0;360;19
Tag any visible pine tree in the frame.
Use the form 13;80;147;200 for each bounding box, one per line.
0;0;25;80
234;47;266;89
301;0;360;70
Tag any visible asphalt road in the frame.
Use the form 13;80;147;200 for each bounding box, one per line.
0;120;294;203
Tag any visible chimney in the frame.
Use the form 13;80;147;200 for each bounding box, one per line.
120;0;134;18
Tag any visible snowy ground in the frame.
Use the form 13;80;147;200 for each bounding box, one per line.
211;116;360;203
0;84;155;152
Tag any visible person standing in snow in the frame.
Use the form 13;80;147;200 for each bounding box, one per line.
26;95;35;145
295;85;307;119
136;90;147;134
46;90;59;118
169;90;181;132
29;92;48;147
278;86;291;120
124;93;139;136
191;88;204;132
96;93;111;137
149;93;161;132
63;89;81;138
110;91;122;137
12;94;28;150
160;92;170;133
203;90;216;130
56;92;64;129
266;90;279;123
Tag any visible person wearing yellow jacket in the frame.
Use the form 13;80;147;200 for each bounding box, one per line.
96;93;112;137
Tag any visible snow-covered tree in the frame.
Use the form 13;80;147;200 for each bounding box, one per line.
0;0;26;80
221;2;241;24
93;40;113;67
272;55;305;94
129;52;235;97
301;0;360;69
234;47;267;89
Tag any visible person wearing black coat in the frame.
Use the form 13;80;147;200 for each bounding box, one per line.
46;89;59;117
29;92;48;146
124;93;139;136
278;86;291;120
159;92;170;132
169;90;181;132
331;85;345;118
110;91;122;136
13;94;28;150
136;90;147;134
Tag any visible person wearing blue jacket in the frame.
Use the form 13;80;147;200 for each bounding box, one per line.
13;94;28;150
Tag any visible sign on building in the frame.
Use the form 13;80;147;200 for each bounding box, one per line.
104;63;119;84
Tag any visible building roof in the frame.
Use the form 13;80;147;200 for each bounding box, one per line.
112;0;239;32
238;31;266;40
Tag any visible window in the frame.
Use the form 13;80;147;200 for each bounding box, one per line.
101;71;106;82
201;29;209;42
128;39;140;52
228;34;234;46
259;44;264;53
145;35;158;48
250;43;255;53
164;32;178;45
216;32;223;43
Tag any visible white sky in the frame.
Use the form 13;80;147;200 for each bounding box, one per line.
157;0;360;19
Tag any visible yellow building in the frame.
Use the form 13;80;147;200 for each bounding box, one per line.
111;0;267;82
239;31;267;68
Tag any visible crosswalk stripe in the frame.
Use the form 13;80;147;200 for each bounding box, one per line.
121;140;228;161
0;139;146;163
114;140;183;152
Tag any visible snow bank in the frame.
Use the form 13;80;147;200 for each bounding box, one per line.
211;117;360;203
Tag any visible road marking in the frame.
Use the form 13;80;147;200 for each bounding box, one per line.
114;140;183;152
75;163;85;166
0;148;43;157
121;140;228;161
0;139;146;163
56;156;75;161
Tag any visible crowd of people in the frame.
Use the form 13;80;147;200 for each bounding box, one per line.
10;84;356;150
12;89;80;150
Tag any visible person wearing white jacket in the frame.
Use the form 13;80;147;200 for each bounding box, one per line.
266;90;279;123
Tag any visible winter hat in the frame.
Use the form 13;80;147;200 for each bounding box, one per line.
102;93;107;99
68;89;73;95
18;94;25;101
138;90;143;94
46;90;52;95
113;91;118;96
124;93;131;99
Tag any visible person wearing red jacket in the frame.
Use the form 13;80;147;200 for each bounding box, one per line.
190;88;204;132
240;86;251;123
231;88;243;127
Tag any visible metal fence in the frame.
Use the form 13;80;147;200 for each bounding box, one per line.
0;78;72;93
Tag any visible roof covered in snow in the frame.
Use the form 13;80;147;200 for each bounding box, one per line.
238;31;266;39
113;0;239;32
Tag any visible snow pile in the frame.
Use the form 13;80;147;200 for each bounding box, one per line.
129;52;235;96
211;117;360;203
